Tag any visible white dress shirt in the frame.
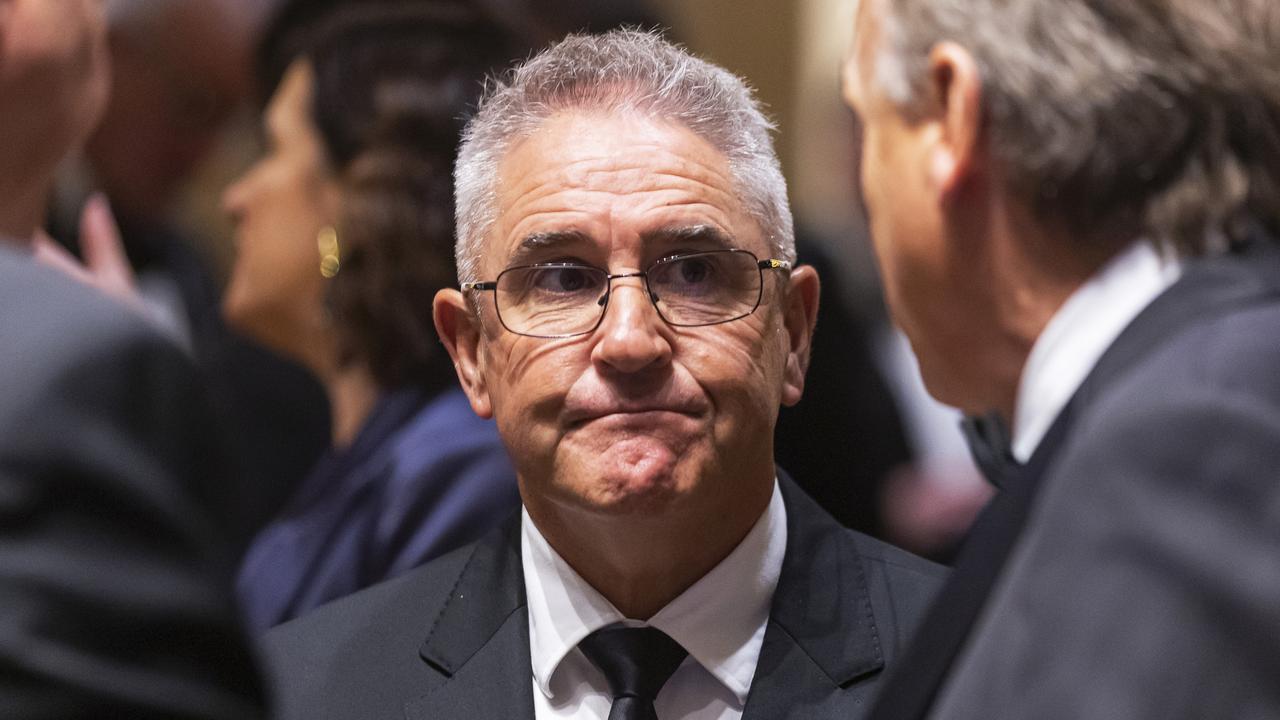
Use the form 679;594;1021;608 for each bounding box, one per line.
522;480;787;720
1011;240;1183;461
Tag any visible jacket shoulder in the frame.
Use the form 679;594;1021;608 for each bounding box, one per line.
262;541;476;718
778;474;946;662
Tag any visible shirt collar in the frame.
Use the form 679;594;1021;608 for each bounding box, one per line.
1011;240;1183;461
522;479;787;706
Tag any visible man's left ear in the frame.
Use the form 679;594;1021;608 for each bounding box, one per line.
925;41;984;201
780;264;820;407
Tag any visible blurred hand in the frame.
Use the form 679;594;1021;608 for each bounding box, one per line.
33;193;142;310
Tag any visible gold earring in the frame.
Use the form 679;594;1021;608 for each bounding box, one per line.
317;226;341;278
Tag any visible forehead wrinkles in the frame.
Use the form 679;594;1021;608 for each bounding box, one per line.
491;117;748;260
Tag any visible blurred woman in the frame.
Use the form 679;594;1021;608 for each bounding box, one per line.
222;0;523;632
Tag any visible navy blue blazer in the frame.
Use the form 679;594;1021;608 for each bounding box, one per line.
237;386;519;632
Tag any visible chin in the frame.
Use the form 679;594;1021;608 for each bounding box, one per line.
558;440;693;517
591;473;684;516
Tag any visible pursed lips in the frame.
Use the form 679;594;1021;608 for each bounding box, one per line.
563;404;704;428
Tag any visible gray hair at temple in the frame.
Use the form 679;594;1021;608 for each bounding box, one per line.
453;28;795;284
870;0;1280;254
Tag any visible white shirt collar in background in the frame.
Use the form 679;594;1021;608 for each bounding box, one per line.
1012;240;1183;461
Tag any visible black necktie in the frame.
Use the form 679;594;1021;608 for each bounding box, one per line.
578;626;688;720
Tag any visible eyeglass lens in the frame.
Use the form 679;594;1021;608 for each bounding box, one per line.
494;251;764;337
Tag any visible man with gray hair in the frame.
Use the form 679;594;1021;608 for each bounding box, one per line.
841;0;1280;718
264;29;942;720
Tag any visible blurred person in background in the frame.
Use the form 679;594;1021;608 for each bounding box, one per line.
841;0;1280;717
0;0;264;716
224;0;524;632
48;0;332;548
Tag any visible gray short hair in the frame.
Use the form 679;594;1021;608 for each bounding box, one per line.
454;29;794;283
873;0;1280;254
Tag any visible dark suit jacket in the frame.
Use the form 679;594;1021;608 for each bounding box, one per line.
0;248;265;719
869;236;1280;720
264;473;945;719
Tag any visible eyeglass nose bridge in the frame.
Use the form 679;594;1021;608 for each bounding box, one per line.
595;270;657;309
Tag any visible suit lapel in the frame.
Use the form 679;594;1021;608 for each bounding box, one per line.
742;475;885;719
405;519;536;720
864;405;1074;720
866;236;1280;720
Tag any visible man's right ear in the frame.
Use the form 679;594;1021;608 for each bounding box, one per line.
433;288;493;418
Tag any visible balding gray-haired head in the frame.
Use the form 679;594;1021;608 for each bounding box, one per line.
453;29;794;284
870;0;1280;255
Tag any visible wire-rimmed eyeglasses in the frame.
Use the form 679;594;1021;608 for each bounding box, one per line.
461;249;793;339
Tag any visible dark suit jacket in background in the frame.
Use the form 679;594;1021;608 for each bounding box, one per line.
48;208;332;551
0;248;265;719
264;473;945;719
868;236;1280;720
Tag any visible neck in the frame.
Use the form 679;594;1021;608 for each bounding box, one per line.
0;170;52;245
951;193;1114;422
525;465;775;619
272;313;381;448
322;362;381;448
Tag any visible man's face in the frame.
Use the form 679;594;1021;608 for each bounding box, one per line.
442;112;815;522
842;0;957;402
0;0;110;167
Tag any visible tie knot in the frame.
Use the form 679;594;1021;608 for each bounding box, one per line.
578;626;689;703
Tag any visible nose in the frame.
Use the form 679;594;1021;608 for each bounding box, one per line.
591;278;673;375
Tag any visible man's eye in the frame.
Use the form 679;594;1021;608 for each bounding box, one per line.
655;256;721;292
534;267;599;294
677;258;714;284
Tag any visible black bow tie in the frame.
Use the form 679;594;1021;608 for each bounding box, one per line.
960;412;1021;489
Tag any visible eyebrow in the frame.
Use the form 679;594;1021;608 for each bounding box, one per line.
641;225;738;253
506;230;595;267
503;224;740;270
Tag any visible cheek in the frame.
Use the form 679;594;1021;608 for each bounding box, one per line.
686;319;784;427
861;126;935;324
225;170;329;333
485;338;583;442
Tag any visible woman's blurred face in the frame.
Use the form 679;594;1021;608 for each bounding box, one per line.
222;60;339;363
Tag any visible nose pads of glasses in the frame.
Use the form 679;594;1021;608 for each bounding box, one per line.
595;290;661;308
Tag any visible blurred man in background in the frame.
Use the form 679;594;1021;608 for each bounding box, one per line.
0;0;264;716
841;0;1280;717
